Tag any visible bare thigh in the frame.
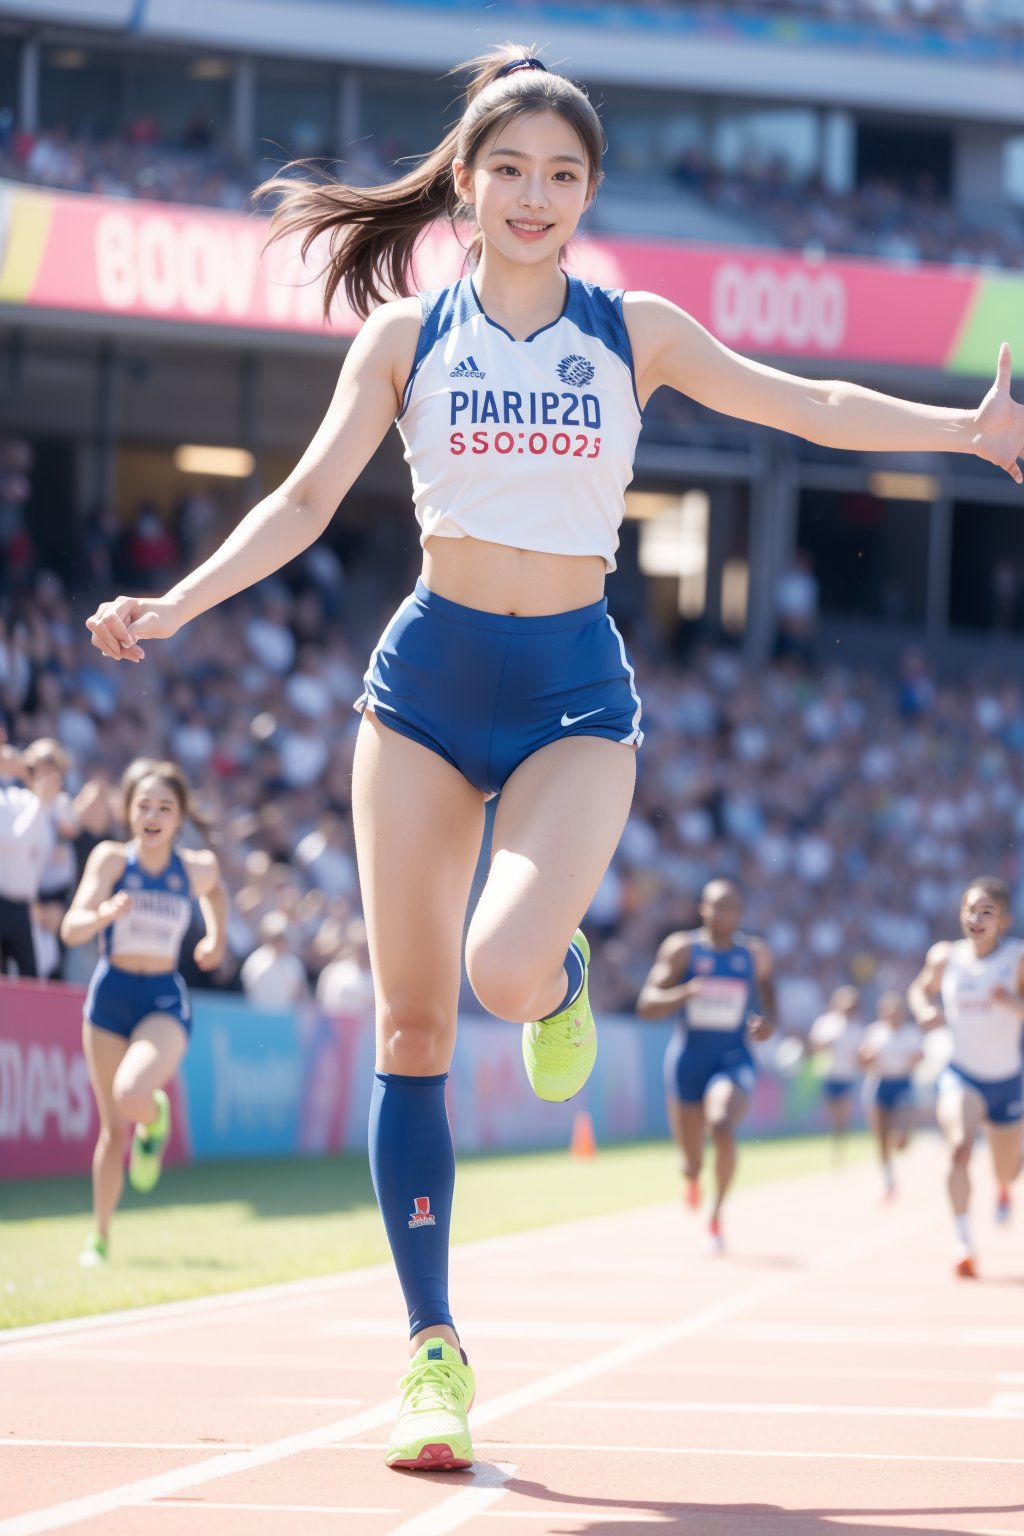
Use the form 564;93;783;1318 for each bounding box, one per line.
352;715;486;1074
988;1120;1024;1186
466;737;636;1020
668;1099;706;1172
114;1014;188;1111
83;1021;130;1133
705;1076;748;1132
936;1078;986;1153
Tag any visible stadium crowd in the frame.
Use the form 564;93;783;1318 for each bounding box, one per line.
3;114;1021;272
3;471;1023;1039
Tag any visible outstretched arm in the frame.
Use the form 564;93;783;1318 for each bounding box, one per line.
86;298;421;661
626;294;1024;484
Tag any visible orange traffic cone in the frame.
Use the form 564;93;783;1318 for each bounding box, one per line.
570;1109;597;1160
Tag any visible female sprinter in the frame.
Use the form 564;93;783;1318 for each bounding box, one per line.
83;46;1024;1470
806;985;863;1164
857;990;922;1205
61;759;227;1266
636;878;776;1253
908;876;1024;1278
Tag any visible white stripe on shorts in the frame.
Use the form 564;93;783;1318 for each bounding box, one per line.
605;613;644;747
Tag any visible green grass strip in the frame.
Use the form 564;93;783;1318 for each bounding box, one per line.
0;1133;869;1329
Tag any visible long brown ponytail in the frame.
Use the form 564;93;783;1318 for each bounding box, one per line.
257;44;605;321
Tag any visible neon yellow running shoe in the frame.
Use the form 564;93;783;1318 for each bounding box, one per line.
522;929;596;1102
128;1088;171;1194
385;1339;476;1471
78;1233;108;1267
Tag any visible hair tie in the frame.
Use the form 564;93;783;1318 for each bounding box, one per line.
495;57;548;80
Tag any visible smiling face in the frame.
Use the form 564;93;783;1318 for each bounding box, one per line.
960;885;1010;955
128;774;183;857
454;109;594;269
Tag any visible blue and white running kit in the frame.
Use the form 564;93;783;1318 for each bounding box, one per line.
356;275;644;791
360;274;644;1338
85;844;194;1040
665;936;759;1104
938;938;1024;1125
860;1021;921;1112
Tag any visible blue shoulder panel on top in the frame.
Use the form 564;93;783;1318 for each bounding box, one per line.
398;278;476;418
563;277;640;409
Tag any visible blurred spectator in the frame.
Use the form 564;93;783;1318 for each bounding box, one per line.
316;916;375;1018
239;910;310;1007
0;439;36;596
773;549;819;666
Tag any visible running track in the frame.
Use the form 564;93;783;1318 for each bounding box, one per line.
2;1143;1022;1535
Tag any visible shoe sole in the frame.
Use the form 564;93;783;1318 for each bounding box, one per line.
387;1443;473;1471
953;1258;978;1279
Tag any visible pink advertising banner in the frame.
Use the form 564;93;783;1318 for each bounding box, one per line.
0;979;188;1179
0;180;983;368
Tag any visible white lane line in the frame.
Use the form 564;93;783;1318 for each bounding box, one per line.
557;1399;1024;1420
385;1463;515;1536
254;1396;363;1407
0;1400;397;1536
0;1441;255;1452
320;1320;641;1342
140;1503;400;1516
718;1323;1024;1349
464;1204;941;1438
484;1517;663;1524
471;1442;1024;1467
0;1170;947;1534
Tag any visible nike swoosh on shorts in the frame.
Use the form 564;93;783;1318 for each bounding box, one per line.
560;707;605;728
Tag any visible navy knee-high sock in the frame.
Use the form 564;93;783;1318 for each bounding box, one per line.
368;1071;455;1338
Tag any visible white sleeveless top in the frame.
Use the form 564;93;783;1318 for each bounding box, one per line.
104;843;194;969
940;937;1024;1081
397;275;642;572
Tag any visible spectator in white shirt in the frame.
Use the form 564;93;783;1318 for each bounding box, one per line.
239;911;309;1009
0;737;72;976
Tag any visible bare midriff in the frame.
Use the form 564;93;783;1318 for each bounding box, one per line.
422;534;606;617
108;953;180;976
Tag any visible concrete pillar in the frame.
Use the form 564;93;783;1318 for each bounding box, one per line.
231;56;256;162
18;36;39;135
821;109;854;195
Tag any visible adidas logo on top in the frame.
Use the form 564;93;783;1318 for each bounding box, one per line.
449;355;486;379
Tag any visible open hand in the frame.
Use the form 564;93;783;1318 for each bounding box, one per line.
85;594;185;662
973;343;1024;485
193;935;226;972
97;891;132;928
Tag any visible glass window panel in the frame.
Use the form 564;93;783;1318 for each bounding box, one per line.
122;55;231;146
40;46;122;137
255;62;335;163
711;107;819;181
360;69;458;172
797;488;929;624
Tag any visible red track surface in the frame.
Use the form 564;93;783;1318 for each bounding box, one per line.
2;1142;1022;1536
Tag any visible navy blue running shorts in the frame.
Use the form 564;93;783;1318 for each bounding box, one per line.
355;579;643;796
84;959;192;1041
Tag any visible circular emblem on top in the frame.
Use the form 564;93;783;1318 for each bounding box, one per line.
557;354;595;387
